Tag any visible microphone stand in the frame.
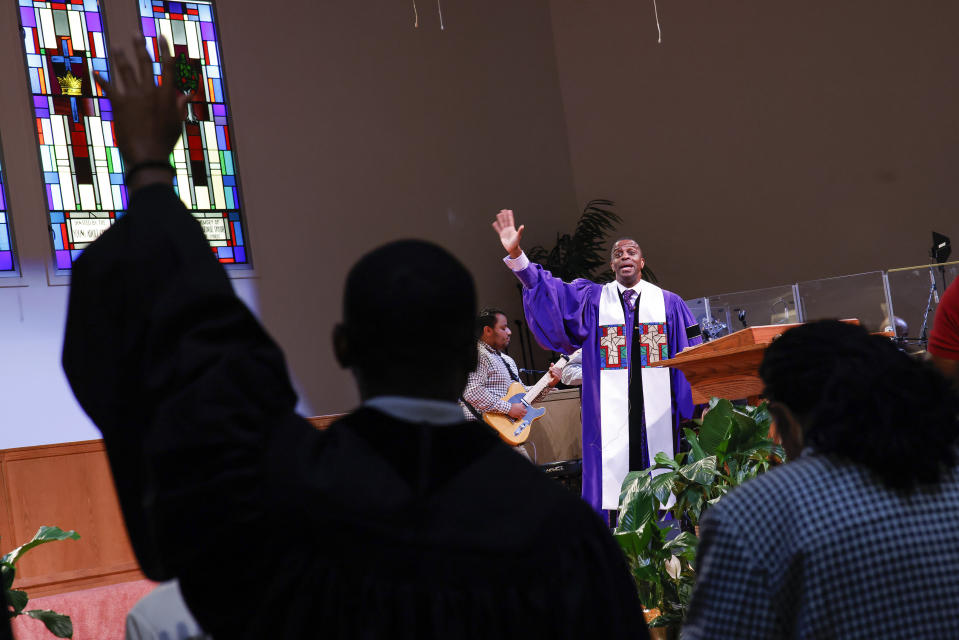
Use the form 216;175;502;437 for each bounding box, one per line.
513;318;533;385
917;268;940;348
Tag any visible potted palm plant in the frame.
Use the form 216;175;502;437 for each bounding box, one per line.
526;199;657;284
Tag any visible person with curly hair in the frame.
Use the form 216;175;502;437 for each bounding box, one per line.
683;320;959;639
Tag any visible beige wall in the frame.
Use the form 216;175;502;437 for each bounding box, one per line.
549;0;959;298
226;0;578;414
0;0;577;444
4;0;959;446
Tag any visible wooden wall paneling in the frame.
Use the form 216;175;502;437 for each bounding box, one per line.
1;413;401;597
1;440;142;597
0;451;17;564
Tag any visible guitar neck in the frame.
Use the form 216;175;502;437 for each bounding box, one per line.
521;355;569;404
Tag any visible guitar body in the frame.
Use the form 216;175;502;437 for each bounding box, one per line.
483;382;547;445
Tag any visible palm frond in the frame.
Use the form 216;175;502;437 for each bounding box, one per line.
528;199;625;282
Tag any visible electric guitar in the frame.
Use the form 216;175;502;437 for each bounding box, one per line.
483;355;569;445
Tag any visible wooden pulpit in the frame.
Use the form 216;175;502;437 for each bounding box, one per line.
650;324;800;404
652;320;870;404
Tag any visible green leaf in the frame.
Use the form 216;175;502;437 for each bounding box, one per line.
684;427;706;463
675;544;698;565
653;452;680;470
679;455;719;485
613;530;642;559
25;609;73;638
614;525;654;560
1;561;14;590
728;410;763;450
7;589;28;615
650;472;677;505
2;527;80;567
616;473;656;532
699;399;734;454
685;490;705;525
664;532;699;553
748;401;772;429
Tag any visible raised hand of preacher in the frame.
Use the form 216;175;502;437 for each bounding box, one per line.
492;209;524;259
95;35;188;192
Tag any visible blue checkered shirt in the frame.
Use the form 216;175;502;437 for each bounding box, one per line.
682;451;959;639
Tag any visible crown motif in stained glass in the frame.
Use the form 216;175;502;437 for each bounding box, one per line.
57;71;83;96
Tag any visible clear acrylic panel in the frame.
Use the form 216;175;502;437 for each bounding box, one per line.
684;296;709;329
684;296;730;342
707;285;799;335
796;271;889;332
885;260;959;343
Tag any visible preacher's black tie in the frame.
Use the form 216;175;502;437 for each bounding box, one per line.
623;289;649;471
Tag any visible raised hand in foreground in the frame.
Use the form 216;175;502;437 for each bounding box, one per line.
492;209;525;259
94;35;188;193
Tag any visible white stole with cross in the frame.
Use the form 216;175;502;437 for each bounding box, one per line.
598;279;673;509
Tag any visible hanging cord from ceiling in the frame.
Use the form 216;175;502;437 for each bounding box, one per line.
412;0;444;29
652;0;662;43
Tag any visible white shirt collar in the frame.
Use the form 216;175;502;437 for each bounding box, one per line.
363;395;466;425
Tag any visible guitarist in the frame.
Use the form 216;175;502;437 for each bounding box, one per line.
460;308;561;450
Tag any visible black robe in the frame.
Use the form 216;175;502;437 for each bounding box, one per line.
62;185;647;639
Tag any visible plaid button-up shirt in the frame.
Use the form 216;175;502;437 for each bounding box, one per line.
460;342;548;421
682;452;959;639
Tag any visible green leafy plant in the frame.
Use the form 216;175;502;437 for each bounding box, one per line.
3;526;80;638
526;199;658;284
614;398;784;630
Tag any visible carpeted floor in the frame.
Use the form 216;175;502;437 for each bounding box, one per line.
11;580;157;640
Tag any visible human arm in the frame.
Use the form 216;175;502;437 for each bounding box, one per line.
669;293;703;356
462;350;514;416
928;278;959;386
560;349;583;386
492;211;596;354
526;363;562;405
62;36;300;585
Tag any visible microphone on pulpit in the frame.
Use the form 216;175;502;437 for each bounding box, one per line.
737;309;748;329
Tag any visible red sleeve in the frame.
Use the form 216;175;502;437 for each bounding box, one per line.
928;278;959;359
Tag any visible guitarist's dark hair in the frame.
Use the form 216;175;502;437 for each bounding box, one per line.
476;307;506;337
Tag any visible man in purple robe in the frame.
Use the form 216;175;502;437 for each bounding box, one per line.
493;209;701;515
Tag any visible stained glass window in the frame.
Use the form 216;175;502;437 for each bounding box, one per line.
0;149;14;272
139;0;248;265
19;0;123;270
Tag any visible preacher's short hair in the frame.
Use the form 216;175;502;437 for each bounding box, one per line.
759;320;959;489
475;307;506;337
610;238;643;260
343;239;476;368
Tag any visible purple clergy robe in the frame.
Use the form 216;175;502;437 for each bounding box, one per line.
513;263;701;515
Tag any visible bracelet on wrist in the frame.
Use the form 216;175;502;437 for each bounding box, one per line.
124;160;175;184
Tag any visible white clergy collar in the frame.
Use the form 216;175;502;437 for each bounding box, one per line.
616;281;643;297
